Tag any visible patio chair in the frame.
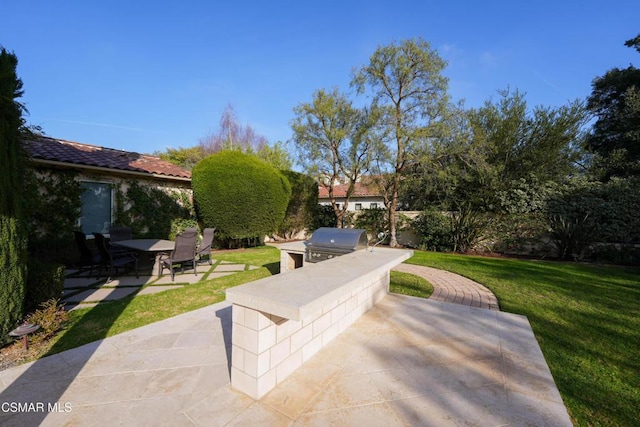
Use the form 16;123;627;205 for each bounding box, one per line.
73;231;100;276
159;229;198;281
93;232;138;281
197;228;215;264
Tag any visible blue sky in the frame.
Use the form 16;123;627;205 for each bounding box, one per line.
2;1;638;157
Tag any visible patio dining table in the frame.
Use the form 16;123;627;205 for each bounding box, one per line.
112;239;174;276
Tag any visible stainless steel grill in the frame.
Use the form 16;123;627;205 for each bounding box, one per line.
305;227;369;263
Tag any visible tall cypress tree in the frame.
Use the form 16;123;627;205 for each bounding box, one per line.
0;47;27;344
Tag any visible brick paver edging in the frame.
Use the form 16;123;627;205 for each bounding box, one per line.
392;263;500;311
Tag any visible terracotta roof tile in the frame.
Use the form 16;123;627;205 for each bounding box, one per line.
24;137;191;179
318;181;382;198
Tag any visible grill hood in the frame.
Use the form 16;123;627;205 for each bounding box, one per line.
305;228;369;263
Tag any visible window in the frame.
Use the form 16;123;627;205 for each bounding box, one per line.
370;203;378;209
355;203;362;210
80;181;113;235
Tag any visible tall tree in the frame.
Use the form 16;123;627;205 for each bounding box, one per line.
352;38;450;246
154;145;205;170
156;104;292;170
401;90;588;214
291;87;379;227
586;34;640;180
255;141;293;170
0;47;27;344
199;104;268;154
470;89;588;187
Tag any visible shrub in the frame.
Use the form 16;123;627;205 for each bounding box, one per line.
192;150;291;244
25;299;67;345
169;218;199;241
115;180;193;239
545;176;640;260
354;208;387;240
585;244;640;266
311;204;338;230
25;259;65;311
412;208;452;252
277;171;317;239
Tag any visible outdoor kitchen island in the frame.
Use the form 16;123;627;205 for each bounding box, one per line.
226;246;412;399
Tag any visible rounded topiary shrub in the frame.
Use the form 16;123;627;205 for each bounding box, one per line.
192;150;291;242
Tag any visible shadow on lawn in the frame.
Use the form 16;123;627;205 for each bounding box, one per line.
263;261;280;275
0;281;142;426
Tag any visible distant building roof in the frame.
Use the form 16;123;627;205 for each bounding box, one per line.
318;181;382;198
24;137;191;180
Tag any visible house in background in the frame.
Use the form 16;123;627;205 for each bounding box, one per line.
318;179;385;212
24;137;192;236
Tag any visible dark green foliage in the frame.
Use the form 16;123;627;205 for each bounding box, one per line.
25;260;65;311
546;177;640;260
169;218;199;241
412;208;453;252
23;169;82;264
548;213;594;261
192;151;291;244
354;208;387;240
470;90;588;188
0;47;27;345
115;181;193;239
450;204;488;253
311;205;338;230
277;171;317;239
586;64;640;180
585;244;640;266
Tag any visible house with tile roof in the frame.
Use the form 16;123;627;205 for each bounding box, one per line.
318;179;385;212
24;136;192;236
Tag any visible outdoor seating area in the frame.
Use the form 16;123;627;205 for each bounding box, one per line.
63;226;230;310
71;226;217;282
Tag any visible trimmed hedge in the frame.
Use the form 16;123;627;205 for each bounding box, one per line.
1;48;27;346
277;170;317;239
192;151;291;241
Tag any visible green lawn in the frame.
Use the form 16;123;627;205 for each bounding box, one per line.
45;246;281;354
43;246;639;425
406;251;640;427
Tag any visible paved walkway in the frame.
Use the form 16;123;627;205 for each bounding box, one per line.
393;263;500;311
0;264;572;426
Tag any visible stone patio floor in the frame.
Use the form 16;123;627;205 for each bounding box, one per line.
0;264;572;426
62;259;257;310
